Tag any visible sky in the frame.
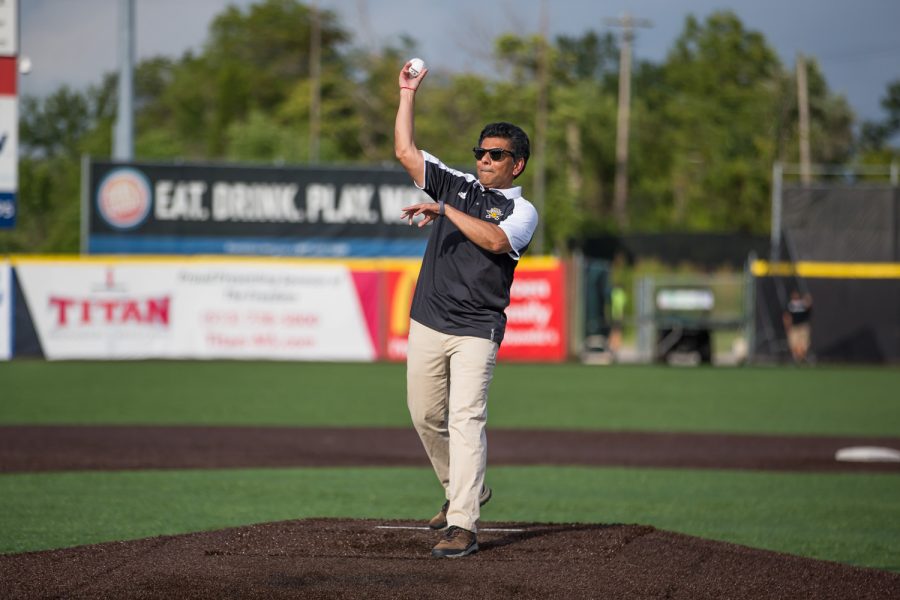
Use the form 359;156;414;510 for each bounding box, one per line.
18;0;900;124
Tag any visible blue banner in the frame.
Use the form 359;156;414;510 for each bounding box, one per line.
87;161;434;256
0;191;14;228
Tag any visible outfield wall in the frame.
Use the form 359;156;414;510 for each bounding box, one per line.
3;255;567;363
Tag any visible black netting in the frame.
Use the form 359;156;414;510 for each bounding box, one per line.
781;185;899;262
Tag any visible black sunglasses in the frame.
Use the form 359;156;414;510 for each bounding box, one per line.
473;146;516;161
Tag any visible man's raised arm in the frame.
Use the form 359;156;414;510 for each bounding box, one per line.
394;60;428;188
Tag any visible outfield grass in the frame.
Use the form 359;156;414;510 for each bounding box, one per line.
2;361;899;435
1;361;898;571
1;466;898;571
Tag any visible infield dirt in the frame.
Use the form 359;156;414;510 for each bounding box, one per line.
3;425;899;473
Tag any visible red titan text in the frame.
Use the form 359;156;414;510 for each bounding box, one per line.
49;297;171;326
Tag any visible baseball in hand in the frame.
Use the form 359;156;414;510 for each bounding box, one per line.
408;58;425;77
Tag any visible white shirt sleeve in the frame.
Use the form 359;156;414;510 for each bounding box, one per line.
499;198;539;259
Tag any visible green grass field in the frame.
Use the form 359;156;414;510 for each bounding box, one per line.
1;361;899;571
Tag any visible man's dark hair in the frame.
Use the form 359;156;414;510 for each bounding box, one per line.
479;122;530;177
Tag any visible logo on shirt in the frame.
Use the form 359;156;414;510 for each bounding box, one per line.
485;207;503;221
458;191;466;199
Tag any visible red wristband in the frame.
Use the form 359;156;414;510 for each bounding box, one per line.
400;86;416;91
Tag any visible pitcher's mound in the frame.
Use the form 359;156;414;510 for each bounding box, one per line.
2;518;898;599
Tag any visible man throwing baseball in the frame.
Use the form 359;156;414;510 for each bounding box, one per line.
394;59;539;558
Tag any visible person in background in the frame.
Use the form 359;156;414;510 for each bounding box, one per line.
783;290;813;363
608;285;627;358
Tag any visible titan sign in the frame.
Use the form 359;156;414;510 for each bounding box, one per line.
13;259;378;361
87;161;433;256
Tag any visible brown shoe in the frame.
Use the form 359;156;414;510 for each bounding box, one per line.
428;486;493;530
428;500;450;530
431;526;478;558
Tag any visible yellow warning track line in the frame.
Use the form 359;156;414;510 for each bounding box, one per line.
751;260;900;279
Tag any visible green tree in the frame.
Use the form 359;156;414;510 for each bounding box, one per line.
546;32;619;240
485;31;622;248
637;11;782;233
135;0;351;159
2;81;115;253
3;2;878;254
19;82;114;159
859;79;900;160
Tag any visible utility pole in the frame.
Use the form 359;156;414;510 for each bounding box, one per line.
355;0;376;54
113;0;134;161
308;0;322;163
796;53;812;185
605;13;651;229
532;0;549;254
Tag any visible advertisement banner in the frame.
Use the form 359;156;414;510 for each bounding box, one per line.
14;259;378;361
9;256;567;362
499;259;567;361
0;0;17;57
87;161;433;256
383;261;422;361
0;58;16;229
383;257;568;362
0;260;10;360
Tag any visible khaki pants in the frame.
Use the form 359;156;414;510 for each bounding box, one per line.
406;319;499;533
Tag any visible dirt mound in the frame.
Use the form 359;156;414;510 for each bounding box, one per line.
2;518;898;599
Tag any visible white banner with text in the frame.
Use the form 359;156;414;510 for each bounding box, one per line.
14;260;378;361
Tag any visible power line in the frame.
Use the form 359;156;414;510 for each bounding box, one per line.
816;43;900;63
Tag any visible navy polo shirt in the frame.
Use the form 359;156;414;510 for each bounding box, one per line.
409;150;539;344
